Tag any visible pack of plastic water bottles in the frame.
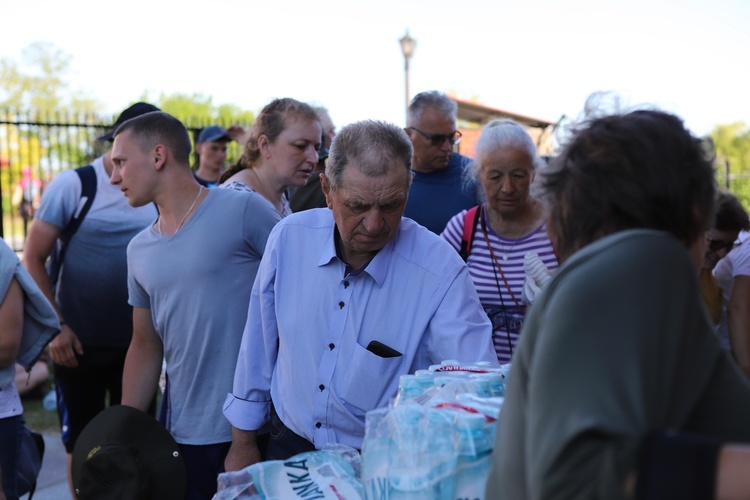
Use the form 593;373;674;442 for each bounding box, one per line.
213;361;508;500
361;360;508;500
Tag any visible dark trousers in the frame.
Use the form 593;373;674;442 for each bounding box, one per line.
0;415;23;500
179;441;231;500
55;347;157;453
54;346;127;453
265;407;316;461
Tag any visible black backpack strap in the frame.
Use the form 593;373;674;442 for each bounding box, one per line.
48;165;97;285
459;204;482;262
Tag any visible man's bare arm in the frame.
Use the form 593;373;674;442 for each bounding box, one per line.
121;307;163;411
224;427;262;472
22;219;83;367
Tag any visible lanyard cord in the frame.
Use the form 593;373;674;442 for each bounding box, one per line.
479;203;524;311
476;203;526;358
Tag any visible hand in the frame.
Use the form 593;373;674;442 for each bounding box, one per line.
48;325;84;367
226;125;248;143
224;441;261;472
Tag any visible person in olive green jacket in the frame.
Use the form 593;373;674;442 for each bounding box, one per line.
488;108;750;500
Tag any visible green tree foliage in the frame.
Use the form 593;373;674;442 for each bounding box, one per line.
711;122;750;209
1;43;102;210
0;41;99;111
136;92;254;167
0;42;255;233
139;92;255;129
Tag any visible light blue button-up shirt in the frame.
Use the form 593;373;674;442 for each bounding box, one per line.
223;208;496;450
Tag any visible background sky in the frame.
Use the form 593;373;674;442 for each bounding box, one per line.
1;0;748;139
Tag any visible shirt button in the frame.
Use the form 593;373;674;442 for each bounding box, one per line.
315;422;322;429
338;301;345;309
329;343;335;350
319;384;325;391
343;281;350;288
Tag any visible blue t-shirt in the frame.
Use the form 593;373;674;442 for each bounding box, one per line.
128;188;281;445
403;153;480;234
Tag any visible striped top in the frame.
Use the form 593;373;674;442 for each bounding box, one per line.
220;181;293;217
441;204;559;363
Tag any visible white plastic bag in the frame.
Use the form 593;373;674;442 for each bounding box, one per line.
214;446;364;500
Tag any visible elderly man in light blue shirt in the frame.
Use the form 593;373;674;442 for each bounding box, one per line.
223;119;496;470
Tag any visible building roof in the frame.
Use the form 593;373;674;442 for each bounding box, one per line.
451;96;557;129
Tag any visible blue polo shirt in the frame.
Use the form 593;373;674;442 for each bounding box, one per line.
403;153;481;234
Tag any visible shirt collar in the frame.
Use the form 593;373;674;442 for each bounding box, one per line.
316;224;397;288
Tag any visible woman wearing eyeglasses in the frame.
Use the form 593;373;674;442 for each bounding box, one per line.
698;190;749;328
440;118;558;364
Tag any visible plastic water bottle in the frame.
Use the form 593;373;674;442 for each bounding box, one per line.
362;408;392;499
389;407;449;500
474;371;505;397
396;375;422;404
469;374;491;397
452;413;493;499
414;370;435;394
43;389;56;411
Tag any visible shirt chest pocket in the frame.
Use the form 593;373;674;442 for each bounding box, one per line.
337;341;405;417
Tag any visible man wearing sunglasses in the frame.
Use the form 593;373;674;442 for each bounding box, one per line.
403;91;480;234
700;191;748;327
710;192;750;380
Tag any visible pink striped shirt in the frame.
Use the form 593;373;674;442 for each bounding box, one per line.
441;205;558;363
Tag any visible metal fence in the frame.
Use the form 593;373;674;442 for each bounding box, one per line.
1;109;245;251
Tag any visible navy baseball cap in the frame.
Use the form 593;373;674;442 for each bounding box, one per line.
98;102;160;141
197;125;232;143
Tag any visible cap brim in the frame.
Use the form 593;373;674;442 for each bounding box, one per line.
97;131;114;142
72;405;186;500
200;133;232;143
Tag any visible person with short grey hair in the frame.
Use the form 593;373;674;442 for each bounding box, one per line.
470;118;546;179
223;119;496;469
407;90;458;125
403;90;480;234
325;119;413;190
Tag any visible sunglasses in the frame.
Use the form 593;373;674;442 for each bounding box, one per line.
408;127;462;147
705;234;741;253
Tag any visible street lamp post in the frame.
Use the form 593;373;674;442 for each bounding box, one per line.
399;31;416;123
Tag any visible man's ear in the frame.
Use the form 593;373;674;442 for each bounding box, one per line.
320;173;334;210
153;144;167;171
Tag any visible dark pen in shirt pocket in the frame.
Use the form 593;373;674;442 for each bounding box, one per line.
366;340;402;358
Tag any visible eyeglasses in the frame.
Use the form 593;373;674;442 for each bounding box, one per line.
705;234;742;253
408;127;462;147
